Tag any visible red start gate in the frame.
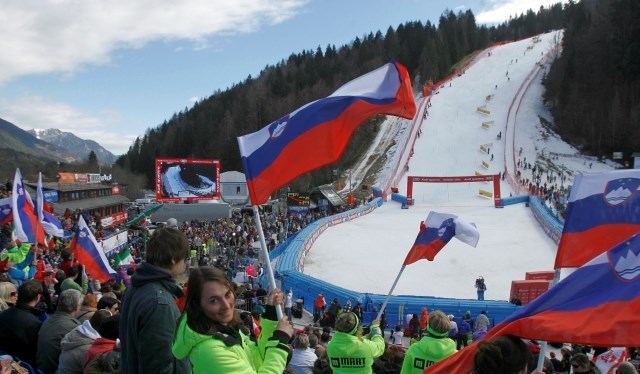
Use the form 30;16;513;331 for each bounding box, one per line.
405;174;502;208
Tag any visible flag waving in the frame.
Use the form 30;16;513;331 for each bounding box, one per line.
555;170;640;269
428;233;640;373
37;172;64;238
403;211;479;265
70;216;116;282
237;61;416;205
11;168;45;244
0;197;11;226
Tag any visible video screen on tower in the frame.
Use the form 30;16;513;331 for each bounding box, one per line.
155;158;220;202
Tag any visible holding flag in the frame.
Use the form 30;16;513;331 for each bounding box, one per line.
404;211;479;264
376;211;479;319
555;170;640;269
11;168;45;244
428;233;640;373
237;61;416;206
70;216;116;283
37;172;64;238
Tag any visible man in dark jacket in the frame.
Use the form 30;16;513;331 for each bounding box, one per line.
0;279;43;367
120;227;191;374
36;289;83;374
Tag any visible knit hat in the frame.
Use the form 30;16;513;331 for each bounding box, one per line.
166;218;178;228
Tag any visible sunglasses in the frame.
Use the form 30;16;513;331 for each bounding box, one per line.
10;291;17;297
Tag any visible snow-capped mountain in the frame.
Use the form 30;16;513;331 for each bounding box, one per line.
28;128;116;165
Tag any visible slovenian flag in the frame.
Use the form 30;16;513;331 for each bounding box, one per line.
403;211;479;265
37;172;64;238
70;215;116;282
237;61;416;206
428;233;640;373
0;197;11;225
555;170;640;269
11;168;45;244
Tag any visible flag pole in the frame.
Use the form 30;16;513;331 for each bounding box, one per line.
252;205;283;320
376;264;406;320
535;268;562;371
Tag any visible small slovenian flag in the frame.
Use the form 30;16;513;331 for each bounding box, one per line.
11;168;45;244
70;216;116;282
0;197;11;226
403;211;479;265
37;172;64;238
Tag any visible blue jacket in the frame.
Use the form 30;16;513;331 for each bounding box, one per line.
455;318;471;335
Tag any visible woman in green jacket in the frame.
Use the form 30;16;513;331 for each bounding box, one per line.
326;311;385;373
172;266;293;373
401;310;457;373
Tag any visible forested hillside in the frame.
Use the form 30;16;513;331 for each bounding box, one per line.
543;0;640;161
118;2;607;191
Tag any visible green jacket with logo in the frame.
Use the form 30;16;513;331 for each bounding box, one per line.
400;335;457;374
172;306;290;374
326;323;385;374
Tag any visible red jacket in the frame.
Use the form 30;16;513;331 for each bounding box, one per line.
83;338;116;371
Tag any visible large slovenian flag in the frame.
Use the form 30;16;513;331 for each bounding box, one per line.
0;197;11;225
37;172;64;238
403;211;479;265
237;61;416;205
70;215;116;282
427;233;640;373
555;170;640;269
12;168;45;244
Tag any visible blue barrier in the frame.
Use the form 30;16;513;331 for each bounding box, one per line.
501;195;530;206
529;196;563;243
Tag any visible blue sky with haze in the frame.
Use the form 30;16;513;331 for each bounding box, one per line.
0;0;563;155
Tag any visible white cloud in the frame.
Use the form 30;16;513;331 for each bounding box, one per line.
0;0;308;86
0;96;136;155
475;0;567;24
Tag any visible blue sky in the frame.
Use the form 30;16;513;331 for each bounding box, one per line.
0;0;564;155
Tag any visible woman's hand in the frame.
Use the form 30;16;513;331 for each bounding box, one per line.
275;316;294;337
266;287;283;306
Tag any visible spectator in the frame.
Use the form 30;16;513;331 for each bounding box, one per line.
4;245;37;286
171;266;293;373
401;310;457;373
57;309;111;374
60;266;88;294
36;288;83;374
473;334;544;374
0;279;43;366
327;312;384;373
120;227;191;374
571;353;601;374
284;288;293;321
0;281;17;311
76;293;98;323
474;310;490;331
288;333;318;374
97;296;120;315
84;314;121;373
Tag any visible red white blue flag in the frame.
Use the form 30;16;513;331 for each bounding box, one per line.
428;233;640;373
403;211;479;265
237;61;416;205
11;168;45;244
555;170;640;269
70;216;116;282
37;172;64;238
0;197;11;226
